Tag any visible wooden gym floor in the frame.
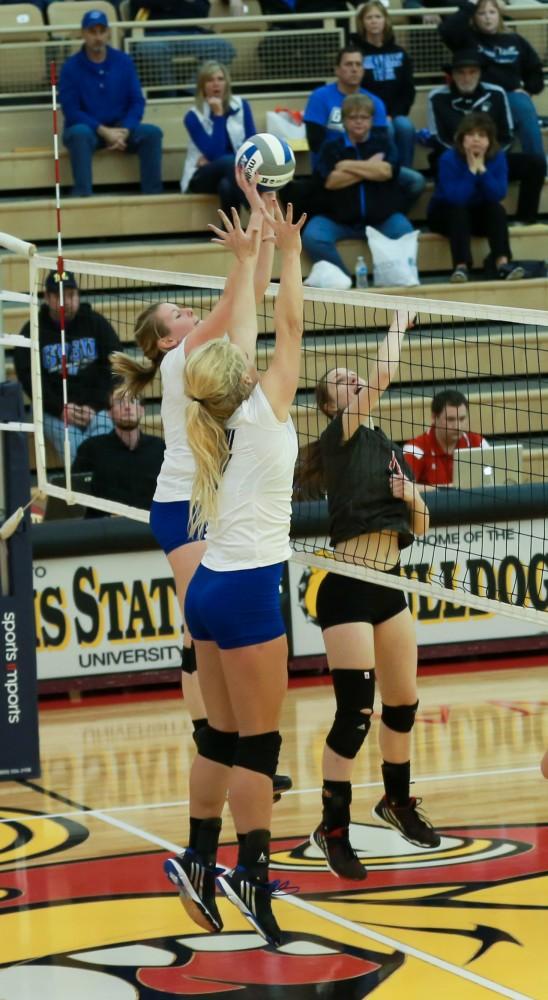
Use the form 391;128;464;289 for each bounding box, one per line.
1;665;547;999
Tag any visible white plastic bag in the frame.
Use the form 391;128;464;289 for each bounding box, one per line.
266;108;306;142
304;260;352;290
365;227;420;287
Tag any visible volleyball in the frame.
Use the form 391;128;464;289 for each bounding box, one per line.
235;132;296;191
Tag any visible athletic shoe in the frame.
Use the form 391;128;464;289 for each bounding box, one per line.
372;796;441;848
164;850;223;932
497;263;526;281
273;772;292;804
450;265;468;283
217;866;290;946
311;824;367;881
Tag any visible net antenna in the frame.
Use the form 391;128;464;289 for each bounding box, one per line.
49;60;73;492
0;235;37;595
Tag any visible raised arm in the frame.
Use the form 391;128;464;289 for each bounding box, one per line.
234;169;277;304
342;310;415;440
260;201;306;421
183;201;261;360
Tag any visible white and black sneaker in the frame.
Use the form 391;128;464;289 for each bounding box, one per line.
372;796;440;848
217;866;291;946
164;850;223;932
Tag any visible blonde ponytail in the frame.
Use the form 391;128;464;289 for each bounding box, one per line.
184;339;251;536
111;303;167;397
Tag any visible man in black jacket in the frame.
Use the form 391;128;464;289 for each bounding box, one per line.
72;393;165;515
428;50;545;224
14;270;121;461
302;93;414;277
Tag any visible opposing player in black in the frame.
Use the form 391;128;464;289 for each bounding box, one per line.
299;310;440;880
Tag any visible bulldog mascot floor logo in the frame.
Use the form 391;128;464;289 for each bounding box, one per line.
0;807;547;998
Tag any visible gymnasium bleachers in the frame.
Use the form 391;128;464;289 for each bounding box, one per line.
1;4;547;483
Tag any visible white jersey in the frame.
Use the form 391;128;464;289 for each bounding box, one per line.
203;383;298;572
153;339;195;502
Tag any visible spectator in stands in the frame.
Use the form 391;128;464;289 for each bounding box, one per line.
72;392;165;514
302;93;413;279
403;389;489;487
428;51;545;225
304;46;425;208
304;45;388;170
59;10;163;197
427;112;525;283
438;0;546;161
13;270;120;462
181;60;255;216
128;0;237;95
351;1;417;168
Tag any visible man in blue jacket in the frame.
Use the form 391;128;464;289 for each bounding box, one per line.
59;9;163;196
302;93;414;276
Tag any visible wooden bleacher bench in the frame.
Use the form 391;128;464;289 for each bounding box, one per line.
0;87;547;192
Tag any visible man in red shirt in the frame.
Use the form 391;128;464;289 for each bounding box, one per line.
403;389;488;487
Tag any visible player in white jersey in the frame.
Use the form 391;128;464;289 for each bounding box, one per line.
112;174;275;731
164;201;305;947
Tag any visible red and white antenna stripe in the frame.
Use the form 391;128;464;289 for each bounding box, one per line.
50;60;72;487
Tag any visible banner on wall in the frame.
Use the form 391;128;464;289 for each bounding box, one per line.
288;520;548;657
34;549;182;681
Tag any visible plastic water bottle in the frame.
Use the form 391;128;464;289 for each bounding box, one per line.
355;255;368;289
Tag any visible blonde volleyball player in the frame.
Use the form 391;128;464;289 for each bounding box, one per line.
111;177;290;797
298;311;439;880
164;200;305;947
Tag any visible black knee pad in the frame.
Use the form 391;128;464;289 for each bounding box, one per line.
181;643;197;675
195;725;238;767
326;669;375;759
233;731;282;779
381;700;419;734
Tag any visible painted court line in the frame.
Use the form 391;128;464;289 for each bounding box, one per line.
284;895;534;1000
2;763;539;826
90;808;534;1000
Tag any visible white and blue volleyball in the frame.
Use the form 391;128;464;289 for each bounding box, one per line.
235;132;296;191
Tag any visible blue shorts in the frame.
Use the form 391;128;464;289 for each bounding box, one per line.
149;499;204;555
185;562;286;650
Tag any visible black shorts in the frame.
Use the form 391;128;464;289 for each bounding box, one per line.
316;567;408;630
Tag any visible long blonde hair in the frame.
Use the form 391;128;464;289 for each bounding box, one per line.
196;60;232;114
184;338;252;536
111;303;168;397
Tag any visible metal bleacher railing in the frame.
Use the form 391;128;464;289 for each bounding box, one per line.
0;6;546;102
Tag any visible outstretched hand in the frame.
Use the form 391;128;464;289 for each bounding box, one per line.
235;166;262;211
208;206;260;262
259;199;306;252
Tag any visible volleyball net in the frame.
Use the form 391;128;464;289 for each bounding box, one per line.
2;238;548;626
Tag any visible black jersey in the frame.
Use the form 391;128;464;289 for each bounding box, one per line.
319;415;414;549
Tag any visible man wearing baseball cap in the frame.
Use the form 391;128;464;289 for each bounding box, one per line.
14;271;121;460
427;49;545;224
59;10;163;196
